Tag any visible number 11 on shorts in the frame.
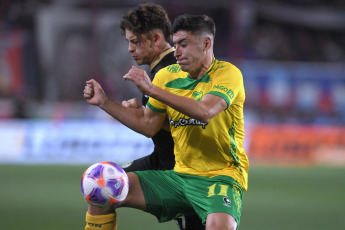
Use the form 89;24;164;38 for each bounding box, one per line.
207;183;229;197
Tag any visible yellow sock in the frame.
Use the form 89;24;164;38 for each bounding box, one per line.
85;212;117;230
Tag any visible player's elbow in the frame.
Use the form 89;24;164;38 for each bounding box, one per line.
196;101;224;123
196;111;212;123
143;131;155;138
141;126;159;138
199;117;211;124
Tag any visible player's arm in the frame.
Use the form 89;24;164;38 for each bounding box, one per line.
122;98;143;109
124;67;227;123
151;87;226;123
83;79;166;137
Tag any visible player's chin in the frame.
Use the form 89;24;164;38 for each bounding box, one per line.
134;59;144;65
179;64;189;72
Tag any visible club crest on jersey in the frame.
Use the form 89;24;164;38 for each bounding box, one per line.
223;197;231;207
192;91;203;101
169;117;208;129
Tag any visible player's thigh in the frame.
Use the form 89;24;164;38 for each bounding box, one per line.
184;175;243;227
134;170;194;222
120;172;146;211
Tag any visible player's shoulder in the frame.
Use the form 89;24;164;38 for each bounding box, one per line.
212;60;243;79
214;60;241;73
157;64;187;78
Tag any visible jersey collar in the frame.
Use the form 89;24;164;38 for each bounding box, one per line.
205;58;217;75
150;47;175;70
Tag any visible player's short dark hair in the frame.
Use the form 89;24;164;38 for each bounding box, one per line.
171;14;216;38
120;2;172;43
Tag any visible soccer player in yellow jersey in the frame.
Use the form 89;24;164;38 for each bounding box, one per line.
83;3;204;230
84;14;249;230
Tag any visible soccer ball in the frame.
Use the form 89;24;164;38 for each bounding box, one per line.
81;161;129;209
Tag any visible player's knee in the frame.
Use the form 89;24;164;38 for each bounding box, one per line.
205;213;237;230
120;172;146;210
206;220;237;230
124;172;140;200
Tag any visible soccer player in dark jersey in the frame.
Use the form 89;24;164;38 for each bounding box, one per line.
119;3;176;173
84;3;204;230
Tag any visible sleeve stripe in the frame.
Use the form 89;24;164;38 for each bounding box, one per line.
206;91;231;109
147;101;166;113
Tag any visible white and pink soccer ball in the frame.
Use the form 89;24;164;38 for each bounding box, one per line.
81;161;129;209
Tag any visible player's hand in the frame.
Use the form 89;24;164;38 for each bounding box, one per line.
83;79;107;106
123;66;153;96
122;98;142;109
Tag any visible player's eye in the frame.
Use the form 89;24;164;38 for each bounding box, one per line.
130;40;138;45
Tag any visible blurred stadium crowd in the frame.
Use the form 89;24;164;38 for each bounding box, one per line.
0;0;344;124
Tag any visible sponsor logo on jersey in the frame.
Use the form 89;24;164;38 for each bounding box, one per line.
223;197;231;207
169;117;208;129
213;85;234;99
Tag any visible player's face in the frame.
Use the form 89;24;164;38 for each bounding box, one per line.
173;31;205;76
125;29;155;66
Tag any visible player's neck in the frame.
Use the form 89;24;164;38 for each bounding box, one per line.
155;42;172;60
189;54;214;79
150;42;172;69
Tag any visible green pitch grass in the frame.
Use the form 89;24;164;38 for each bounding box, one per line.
1;165;344;230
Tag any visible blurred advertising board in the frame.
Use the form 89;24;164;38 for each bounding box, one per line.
0;120;153;165
1;120;345;167
248;124;345;166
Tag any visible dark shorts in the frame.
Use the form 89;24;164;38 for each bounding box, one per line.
133;170;243;227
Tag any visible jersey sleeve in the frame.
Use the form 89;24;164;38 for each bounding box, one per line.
206;65;244;109
147;70;167;113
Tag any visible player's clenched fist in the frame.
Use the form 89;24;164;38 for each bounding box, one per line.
123;66;154;96
83;79;107;106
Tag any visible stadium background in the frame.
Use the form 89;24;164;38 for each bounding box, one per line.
0;0;344;229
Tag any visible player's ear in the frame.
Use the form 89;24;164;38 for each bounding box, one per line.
203;36;212;51
152;32;162;45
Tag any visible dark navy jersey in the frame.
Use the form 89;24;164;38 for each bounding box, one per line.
142;51;176;105
125;50;176;171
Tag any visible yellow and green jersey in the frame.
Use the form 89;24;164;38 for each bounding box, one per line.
147;58;249;191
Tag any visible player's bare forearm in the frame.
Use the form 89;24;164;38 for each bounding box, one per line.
149;85;227;123
84;79;164;137
100;97;165;137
